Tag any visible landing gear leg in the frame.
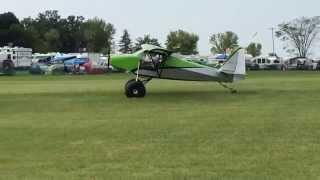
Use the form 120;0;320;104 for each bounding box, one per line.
125;61;151;98
219;82;237;94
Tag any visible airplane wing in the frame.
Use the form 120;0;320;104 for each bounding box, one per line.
141;44;172;55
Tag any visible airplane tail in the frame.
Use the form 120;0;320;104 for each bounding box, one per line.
219;48;246;82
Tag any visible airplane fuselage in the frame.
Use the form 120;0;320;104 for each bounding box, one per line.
135;67;233;82
110;44;246;97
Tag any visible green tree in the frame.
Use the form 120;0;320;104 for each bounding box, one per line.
119;29;132;53
246;43;262;57
210;31;239;54
133;34;161;51
82;17;116;53
0;12;19;29
7;24;27;47
21;10;63;52
44;29;61;52
0;12;21;46
21;17;46;52
276;16;320;58
166;30;199;55
59;15;85;52
22;26;42;51
0;12;37;48
1;10;117;54
35;10;61;38
21;10;86;53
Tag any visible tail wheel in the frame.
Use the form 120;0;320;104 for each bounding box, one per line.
125;80;146;98
231;90;238;94
2;60;15;75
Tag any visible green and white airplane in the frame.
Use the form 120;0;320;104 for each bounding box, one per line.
111;44;246;98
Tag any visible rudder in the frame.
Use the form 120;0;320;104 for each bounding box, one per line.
219;48;246;82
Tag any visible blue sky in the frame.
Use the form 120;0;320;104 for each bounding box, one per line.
3;0;320;56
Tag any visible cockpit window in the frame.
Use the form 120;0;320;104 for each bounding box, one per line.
140;52;167;70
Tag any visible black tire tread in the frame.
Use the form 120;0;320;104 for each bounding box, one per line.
125;80;146;98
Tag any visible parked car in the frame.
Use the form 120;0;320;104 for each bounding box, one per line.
30;53;111;75
29;56;54;74
64;58;90;74
47;55;77;75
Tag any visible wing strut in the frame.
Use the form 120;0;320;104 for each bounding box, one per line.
136;61;141;82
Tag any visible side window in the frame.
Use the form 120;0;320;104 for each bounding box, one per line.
258;59;261;64
262;59;266;64
141;52;166;70
141;53;156;70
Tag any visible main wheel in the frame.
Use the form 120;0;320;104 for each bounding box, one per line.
125;79;137;91
125;80;146;98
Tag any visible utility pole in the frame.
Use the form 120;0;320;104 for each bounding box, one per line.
270;27;275;55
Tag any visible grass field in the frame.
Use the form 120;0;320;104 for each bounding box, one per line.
0;71;320;179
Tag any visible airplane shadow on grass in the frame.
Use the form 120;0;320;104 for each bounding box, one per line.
110;89;261;104
0;89;259;100
2;88;307;102
152;89;257;95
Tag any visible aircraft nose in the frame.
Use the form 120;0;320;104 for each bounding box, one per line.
110;55;122;68
111;54;140;71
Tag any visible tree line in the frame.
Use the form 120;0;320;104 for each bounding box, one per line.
1;11;319;58
0;11;115;54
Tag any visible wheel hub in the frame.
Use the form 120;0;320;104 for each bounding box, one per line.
133;89;139;95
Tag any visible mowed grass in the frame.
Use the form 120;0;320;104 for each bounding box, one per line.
0;71;320;180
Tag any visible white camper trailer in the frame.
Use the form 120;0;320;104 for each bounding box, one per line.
250;54;284;70
0;52;15;75
0;46;33;68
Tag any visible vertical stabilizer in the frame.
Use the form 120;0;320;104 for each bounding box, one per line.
220;48;246;82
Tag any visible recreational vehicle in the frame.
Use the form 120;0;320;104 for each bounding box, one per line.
0;46;32;68
0;52;15;75
284;57;319;70
249;54;284;70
